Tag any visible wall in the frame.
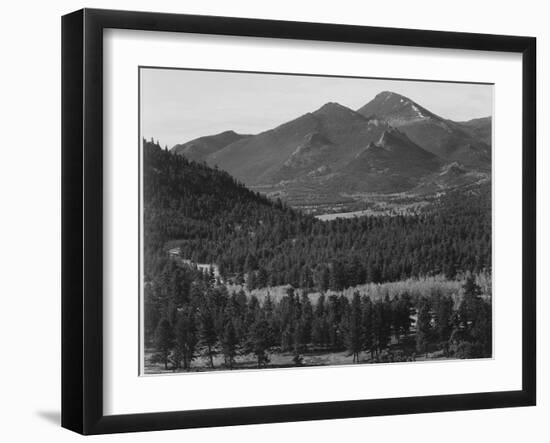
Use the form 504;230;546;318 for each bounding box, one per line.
0;0;546;441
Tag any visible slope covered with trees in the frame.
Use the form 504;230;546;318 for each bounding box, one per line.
144;140;491;291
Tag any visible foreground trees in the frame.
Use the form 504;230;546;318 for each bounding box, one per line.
174;308;197;370
221;321;238;368
154;319;175;370
344;292;363;363
146;266;491;371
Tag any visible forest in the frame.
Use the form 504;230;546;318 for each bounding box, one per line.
142;140;492;372
143;140;491;289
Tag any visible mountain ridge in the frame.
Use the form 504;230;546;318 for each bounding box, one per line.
357;91;491;165
171;130;250;162
169;91;491;202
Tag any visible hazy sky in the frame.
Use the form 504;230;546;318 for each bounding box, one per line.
140;68;493;149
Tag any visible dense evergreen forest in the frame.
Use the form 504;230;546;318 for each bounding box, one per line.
143;140;492;371
146;266;491;370
143;140;491;290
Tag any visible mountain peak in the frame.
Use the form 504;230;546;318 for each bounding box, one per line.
318;101;345;109
314;102;359;117
375;127;438;161
378;126;407;144
357;91;437;124
376;90;403;99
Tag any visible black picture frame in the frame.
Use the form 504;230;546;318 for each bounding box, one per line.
61;8;536;435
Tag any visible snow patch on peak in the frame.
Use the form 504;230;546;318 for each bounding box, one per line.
411;104;425;118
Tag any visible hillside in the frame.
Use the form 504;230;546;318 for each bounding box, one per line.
143;139;299;278
345;127;440;175
171;130;250;162
144;140;491;289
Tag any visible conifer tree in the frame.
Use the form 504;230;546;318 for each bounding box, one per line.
199;308;217;369
416;298;432;358
221;320;238;368
312;294;329;347
154;318;175;370
344;292;363;362
248;317;270;368
361;296;375;358
174;308;197;370
435;295;453;345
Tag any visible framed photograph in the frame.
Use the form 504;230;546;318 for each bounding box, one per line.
62;8;536;435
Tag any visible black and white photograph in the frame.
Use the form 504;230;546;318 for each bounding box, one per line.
0;0;544;438
140;68;493;374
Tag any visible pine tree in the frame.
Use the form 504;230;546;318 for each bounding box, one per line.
248;317;270;368
300;293;313;346
257;266;268;288
372;298;391;355
245;295;261;329
361;296;375;358
459;275;483;327
470;299;492;357
246;271;257;291
416;298;432;358
293;320;308;355
174;308;197;370
329;260;346;290
344;292;363;362
263;294;278;346
312;295;329;347
435;295;453;347
144;285;161;345
199;308;217;369
326;294;345;350
221;320;238;368
154;318;175;370
392;293;412;342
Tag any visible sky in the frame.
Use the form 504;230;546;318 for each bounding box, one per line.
140;68;493;149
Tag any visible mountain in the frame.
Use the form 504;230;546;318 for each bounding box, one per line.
321;127;441;193
357;91;491;168
169;91;491;204
357;90;438;125
171;130;250;162
348;127;440;174
208;102;392;185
